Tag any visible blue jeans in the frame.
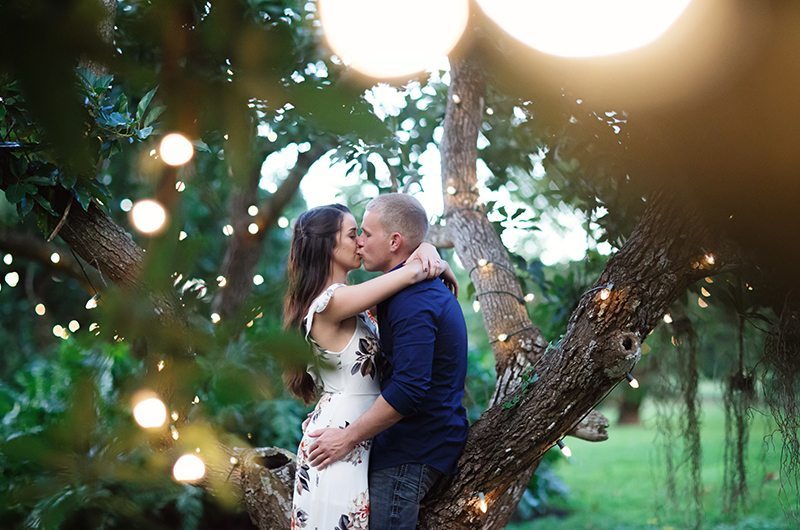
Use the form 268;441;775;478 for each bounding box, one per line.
369;463;442;530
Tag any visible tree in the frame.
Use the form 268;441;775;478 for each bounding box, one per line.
2;1;799;529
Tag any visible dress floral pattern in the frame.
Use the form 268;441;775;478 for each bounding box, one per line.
291;284;381;530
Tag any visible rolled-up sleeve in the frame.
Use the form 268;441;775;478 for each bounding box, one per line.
381;301;437;416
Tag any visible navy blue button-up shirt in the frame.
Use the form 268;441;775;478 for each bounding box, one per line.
371;273;469;476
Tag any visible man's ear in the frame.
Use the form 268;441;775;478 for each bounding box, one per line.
388;232;403;253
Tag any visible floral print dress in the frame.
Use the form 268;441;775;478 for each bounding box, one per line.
291;284;381;530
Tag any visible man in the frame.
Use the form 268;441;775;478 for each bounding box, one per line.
307;193;469;529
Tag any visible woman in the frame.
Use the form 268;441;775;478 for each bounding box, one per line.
283;203;454;529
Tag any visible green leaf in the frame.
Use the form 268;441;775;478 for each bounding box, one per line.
5;183;26;203
16;197;34;218
144;105;166;127
74;189;92;211
33;195;58;216
59;173;77;189
137;126;153;140
107;112;128;127
136;87;158;123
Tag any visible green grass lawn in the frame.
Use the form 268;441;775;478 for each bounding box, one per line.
508;395;795;530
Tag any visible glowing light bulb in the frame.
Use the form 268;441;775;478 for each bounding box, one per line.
663;314;673;324
157;360;165;372
704;277;714;284
704;253;716;266
216;276;227;287
159;133;194;166
120;198;133;212
319;0;469;79
477;258;488;267
524;293;535;302
478;492;488;514
278;216;289;228
222;224;234;236
35;304;46;316
698;297;708;308
472;300;481;312
132;393;168;428
85;294;99;309
253;274;264;286
701;287;710;297
52;325;64;337
5;271;19;287
599;288;611;300
172;454;206;482
248;205;259;216
130;199;168;235
175;180;186;192
557;440;572;457
50;252;60;264
170;425;180;440
477;0;692;58
68;320;80;332
192;395;200;404
447;186;457;195
230;456;239;465
211;313;221;324
626;372;639;389
3;254;12;265
179;231;188;241
497;333;508;342
248;223;259;234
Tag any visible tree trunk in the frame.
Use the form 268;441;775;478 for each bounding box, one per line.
212;145;326;320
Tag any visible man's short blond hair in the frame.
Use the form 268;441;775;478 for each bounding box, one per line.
366;193;428;250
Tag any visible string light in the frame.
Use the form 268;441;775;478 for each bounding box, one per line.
222;224;234;236
130;199;168;235
703;253;716;266
172;454;206;482
446;186;457;195
170;425;180;440
50;252;60;264
253;275;264;286
132;392;167;428
52;325;64;337
626;372;639;389
176;180;186;192
472;300;481;312
68;320;80;332
476;290;525;305
120;198;133;212
179;231;188;241
278;216;290;228
698;297;708;309
477;258;488;267
35;304;46;316
524;293;535;303
85;294;100;309
3;254;12;265
211;313;221;324
478;492;488;514
171;411;179;421
248;223;259;234
192;395;200;404
216;276;227;287
497;333;508;342
663;313;673;324
89;322;100;332
159;133;194;166
599;287;611;301
704;277;714;284
489;325;534;344
701;287;711;297
248;205;259;216
556;439;572;458
5;271;19;287
229;456;239;465
157;360;165;371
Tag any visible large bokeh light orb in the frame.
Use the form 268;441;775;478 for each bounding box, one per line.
172;454;206;482
132;393;168;429
130;199;168;235
478;0;692;57
159;133;194;166
318;0;469;79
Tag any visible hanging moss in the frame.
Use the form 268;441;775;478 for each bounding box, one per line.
761;303;800;522
652;303;703;530
722;314;755;514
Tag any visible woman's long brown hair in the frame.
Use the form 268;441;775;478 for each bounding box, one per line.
283;204;350;403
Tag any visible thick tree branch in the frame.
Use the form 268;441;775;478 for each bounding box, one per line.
0;230;101;292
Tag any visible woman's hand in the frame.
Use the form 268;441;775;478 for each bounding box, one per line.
441;262;459;297
408;242;447;279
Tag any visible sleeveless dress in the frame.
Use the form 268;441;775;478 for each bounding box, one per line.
290;284;381;530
